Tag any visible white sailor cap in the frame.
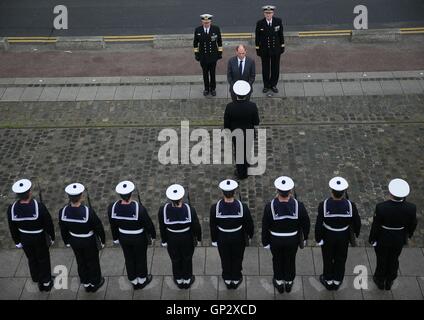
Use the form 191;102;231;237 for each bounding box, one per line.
329;177;349;191
274;176;294;191
219;179;238;192
200;14;213;21
166;184;185;201
262;5;276;12
115;180;135;195
65;183;85;196
12;179;32;194
388;178;410;198
233;80;251;97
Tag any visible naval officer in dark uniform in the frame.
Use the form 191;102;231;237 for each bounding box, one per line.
210;179;254;289
255;5;285;95
224;80;260;180
193;14;223;96
158;184;202;289
262;176;310;293
315;177;361;290
59;183;105;292
7;179;55;292
108;180;156;290
369;178;417;290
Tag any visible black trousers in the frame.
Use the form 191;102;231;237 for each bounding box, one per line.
72;241;102;285
22;238;52;284
121;240;148;281
270;237;298;281
217;232;245;281
232;133;253;179
200;61;217;91
374;244;403;282
261;53;281;88
167;232;195;280
321;233;349;282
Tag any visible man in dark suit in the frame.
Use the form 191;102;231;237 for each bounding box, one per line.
224;80;260;180
255;5;285;95
193;14;223;96
227;44;256;101
369;179;417;290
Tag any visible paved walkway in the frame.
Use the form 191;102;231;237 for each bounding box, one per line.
0;246;423;300
0;71;423;104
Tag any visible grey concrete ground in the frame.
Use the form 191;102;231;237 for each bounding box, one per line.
0;246;423;300
0;71;423;299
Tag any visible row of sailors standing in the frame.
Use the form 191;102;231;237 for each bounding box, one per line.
7;176;417;293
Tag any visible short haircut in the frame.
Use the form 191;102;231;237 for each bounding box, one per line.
236;44;247;52
277;190;290;197
223;190;235;198
17;191;31;201
69;193;82;204
120;193;132;201
331;190;345;199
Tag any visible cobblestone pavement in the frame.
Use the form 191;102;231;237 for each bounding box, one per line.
0;93;423;248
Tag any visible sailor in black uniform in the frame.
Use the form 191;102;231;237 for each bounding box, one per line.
262;176;310;293
158;184;202;289
7;179;55;292
59;183;105;293
108;180;156;290
369;178;417;290
315;177;361;290
210;179;254;289
193;14;223;96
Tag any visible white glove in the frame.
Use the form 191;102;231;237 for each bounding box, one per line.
303;240;307;247
50;240;55;246
372;241;377;247
15;243;23;249
113;240;120;245
66;244;71;248
101;243;105;249
263;244;270;250
317;240;324;246
161;242;168;248
211;241;218;247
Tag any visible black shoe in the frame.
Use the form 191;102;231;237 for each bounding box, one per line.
319;275;332;291
132;283;142;290
384;280;393;291
139;274;153;289
271;86;279;93
84;285;93;293
203;90;209;96
331;283;341;291
91;277;105;293
373;276;385;290
173;277;184;289
187;275;195;289
285;281;293;293
262;87;269;93
273;278;284;293
211;90;216;96
233;277;243;289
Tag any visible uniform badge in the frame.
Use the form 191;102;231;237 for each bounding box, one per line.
274;26;280;31
197;33;201;36
211;35;217;41
260;29;264;31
